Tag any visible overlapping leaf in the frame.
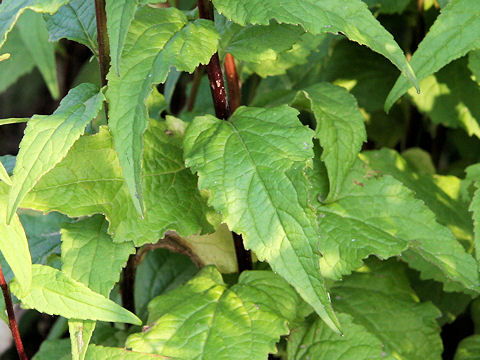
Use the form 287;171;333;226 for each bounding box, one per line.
7;83;104;223
363;0;410;14
106;0;136;74
361;149;474;248
312;157;479;294
0;162;11;185
45;0;97;52
0;184;31;294
10;264;141;325
183;105;340;332
295;83;366;201
331;260;443;360
23;122;212;245
287;313;393;360
386;0;480;110
61;216;135;360
212;0;417;88
454;335;480;360
106;6;219;214
0;0;70;50
127;267;304;359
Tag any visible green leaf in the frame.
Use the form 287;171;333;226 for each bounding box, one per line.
0;161;11;185
331;259;443;360
127;267;302;358
468;173;480;262
287;313;394;360
295;83;366;201
106;6;219;214
385;0;480;111
45;0;97;53
455;335;480;360
61;215;135;360
105;0;136;75
183;105;340;333
23;122;212;245
468;49;480;82
0;0;70;50
0;26;35;93
406;58;480;138
17;10;59;99
0;184;31;294
314;158;479;294
134;248;197;322
33;339;71;360
10;264;141;325
7;83;104;223
212;0;418;89
360;149;473;250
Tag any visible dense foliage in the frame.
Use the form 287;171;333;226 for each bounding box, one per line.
0;0;479;358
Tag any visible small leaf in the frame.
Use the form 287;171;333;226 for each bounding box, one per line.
184;106;340;333
454;335;480;360
296;83;366;201
45;0;97;53
17;10;59;99
385;0;480;111
212;0;418;89
106;6;219;214
0;184;31;294
0;0;69;50
7;83;104;223
287;313;393;360
127;267;302;358
10;264;141;325
105;0;137;75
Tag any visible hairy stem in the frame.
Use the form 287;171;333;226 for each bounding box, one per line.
94;0;111;89
224;53;241;113
197;0;252;271
0;263;27;360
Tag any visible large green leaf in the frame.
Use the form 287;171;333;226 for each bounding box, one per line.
331;260;443;360
10;264;141;325
406;58;480;138
183;105;340;333
17;10;59;99
287;313;394;360
0;184;31;294
313;158;479;294
61;215;135;360
295;83;366;201
7;83;104;223
360;149;474;250
127;267;303;358
45;0;97;52
0;0;69;50
106;6;218;214
23;122;212;245
106;0;136;75
385;0;480;111
212;0;418;89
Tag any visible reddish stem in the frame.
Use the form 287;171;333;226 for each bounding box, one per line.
0;263;27;360
94;0;110;89
197;0;252;271
224;53;241;113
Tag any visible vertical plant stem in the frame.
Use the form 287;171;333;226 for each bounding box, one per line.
94;0;111;89
224;53;241;113
197;0;252;271
0;263;27;360
121;253;137;328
